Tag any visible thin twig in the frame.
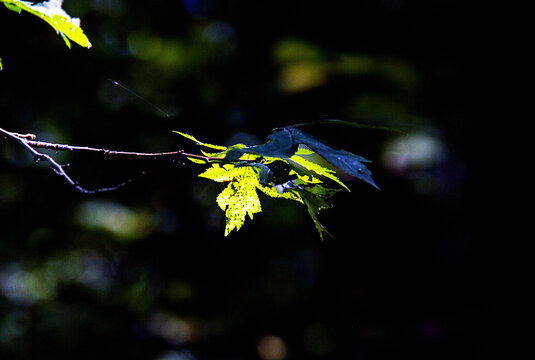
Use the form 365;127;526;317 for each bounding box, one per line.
25;139;226;162
0;127;154;194
27;139;183;157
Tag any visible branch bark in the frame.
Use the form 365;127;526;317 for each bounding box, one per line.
0;127;190;194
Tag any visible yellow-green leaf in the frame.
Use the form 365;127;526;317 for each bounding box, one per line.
256;182;302;202
289;155;349;191
3;2;21;13
199;163;304;236
198;163;235;182
173;131;227;151
1;0;92;48
213;166;262;236
294;147;314;155
289;169;323;184
186;157;206;164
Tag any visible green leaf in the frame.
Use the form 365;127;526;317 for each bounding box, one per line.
199;163;303;236
246;127;297;158
219;126;378;190
289;169;323;184
173;131;227;151
294;147;314;155
200;165;263;236
198;163;235;182
289;154;349;191
256;181;302;202
176;128;377;239
3;2;21;13
285;127;380;189
298;189;334;240
222;127;297;161
237;162;273;185
186;157;206;164
59;30;71;49
1;0;92;48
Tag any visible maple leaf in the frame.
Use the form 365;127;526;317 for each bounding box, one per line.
176;126;379;239
199;165;263;236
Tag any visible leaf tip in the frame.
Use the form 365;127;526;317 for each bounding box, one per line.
368;179;381;191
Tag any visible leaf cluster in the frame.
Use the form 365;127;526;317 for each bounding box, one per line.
175;127;379;239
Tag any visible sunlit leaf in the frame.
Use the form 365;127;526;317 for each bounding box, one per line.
286;127;380;189
200;165;262;236
221;126;378;189
294;147;314;155
186;157;206;164
199;163;302;235
198;163;235;182
256;181;302;202
1;0;92;48
289;169;323;184
289;154;349;191
179;126;379;238
3;2;21;12
298;190;334;240
173;130;227;151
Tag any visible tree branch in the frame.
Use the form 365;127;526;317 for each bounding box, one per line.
1;127;255;193
0;127;182;194
26;139;184;158
25;139;225;162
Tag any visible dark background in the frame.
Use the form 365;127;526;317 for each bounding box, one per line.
1;1;493;359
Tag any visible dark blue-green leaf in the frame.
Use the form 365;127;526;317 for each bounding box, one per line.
285;127;380;189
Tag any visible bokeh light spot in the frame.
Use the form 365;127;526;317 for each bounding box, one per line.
382;131;447;177
127;28;163;60
74;200;153;241
155;40;190;74
149;312;197;345
279;63;327;93
273;38;321;64
257;334;287;360
0;265;55;305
